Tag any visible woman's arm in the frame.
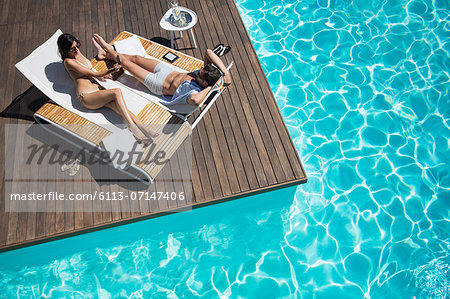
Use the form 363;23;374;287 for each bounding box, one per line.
203;49;231;85
64;59;120;78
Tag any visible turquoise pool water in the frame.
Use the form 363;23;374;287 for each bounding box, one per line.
1;0;449;297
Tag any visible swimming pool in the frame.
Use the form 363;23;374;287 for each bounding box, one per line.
1;0;449;297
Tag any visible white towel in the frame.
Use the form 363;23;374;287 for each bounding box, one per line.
100;129;143;170
114;36;147;57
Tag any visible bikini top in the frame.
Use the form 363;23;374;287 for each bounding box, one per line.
65;56;94;80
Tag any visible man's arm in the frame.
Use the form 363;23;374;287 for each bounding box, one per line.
203;49;231;85
188;87;212;106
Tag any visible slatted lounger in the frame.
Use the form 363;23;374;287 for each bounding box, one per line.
15;30;231;184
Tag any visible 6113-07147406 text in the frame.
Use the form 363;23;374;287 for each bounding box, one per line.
9;191;185;201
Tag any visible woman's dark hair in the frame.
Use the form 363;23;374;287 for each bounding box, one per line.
201;64;221;86
57;33;80;60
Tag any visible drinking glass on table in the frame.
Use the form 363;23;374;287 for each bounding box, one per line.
169;0;181;22
179;12;187;26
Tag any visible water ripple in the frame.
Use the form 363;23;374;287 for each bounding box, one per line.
237;0;449;297
0;0;448;297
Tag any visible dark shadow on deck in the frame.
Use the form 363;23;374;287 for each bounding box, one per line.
0;86;49;122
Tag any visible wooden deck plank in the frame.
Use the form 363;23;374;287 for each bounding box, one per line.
140;0;153;39
216;1;280;186
80;0;94;230
0;0;11;26
217;1;286;182
134;0;147;38
5;0;26;245
191;130;214;201
208;4;277;187
14;0;32;244
146;0;159;40
22;1;39;239
190;147;204;203
0;8;14;245
0;25;9;245
196;0;243;194
130;0;141;34
7;128;20;245
54;167;66;234
176;139;193;208
0;24;9;110
187;0;235;197
191;1;266;189
224;1;292;179
115;0;126;33
96;0;113;226
24;0;39;239
0;0;306;252
86;0;105;226
168;3;228;201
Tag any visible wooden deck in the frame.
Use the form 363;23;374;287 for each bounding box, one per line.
0;0;307;252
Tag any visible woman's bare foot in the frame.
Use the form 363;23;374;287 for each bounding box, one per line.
136;123;159;139
93;34;117;61
92;37;107;60
128;125;151;145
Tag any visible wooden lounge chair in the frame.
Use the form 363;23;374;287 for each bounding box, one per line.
15;30;232;184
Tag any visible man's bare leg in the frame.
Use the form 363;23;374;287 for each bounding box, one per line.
92;37;110;60
93;34;162;74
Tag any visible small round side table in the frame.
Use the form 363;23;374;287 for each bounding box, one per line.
160;7;198;49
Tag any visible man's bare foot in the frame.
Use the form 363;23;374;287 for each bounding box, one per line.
93;34;117;61
92;37;107;60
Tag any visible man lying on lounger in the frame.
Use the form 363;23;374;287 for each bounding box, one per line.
92;34;231;108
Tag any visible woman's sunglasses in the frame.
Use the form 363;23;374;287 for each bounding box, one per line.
69;42;80;53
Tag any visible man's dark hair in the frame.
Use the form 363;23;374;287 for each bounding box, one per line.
200;64;221;86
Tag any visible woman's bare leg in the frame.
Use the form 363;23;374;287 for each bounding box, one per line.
105;101;159;139
81;88;149;141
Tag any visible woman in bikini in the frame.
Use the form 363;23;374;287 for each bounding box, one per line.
57;33;158;143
